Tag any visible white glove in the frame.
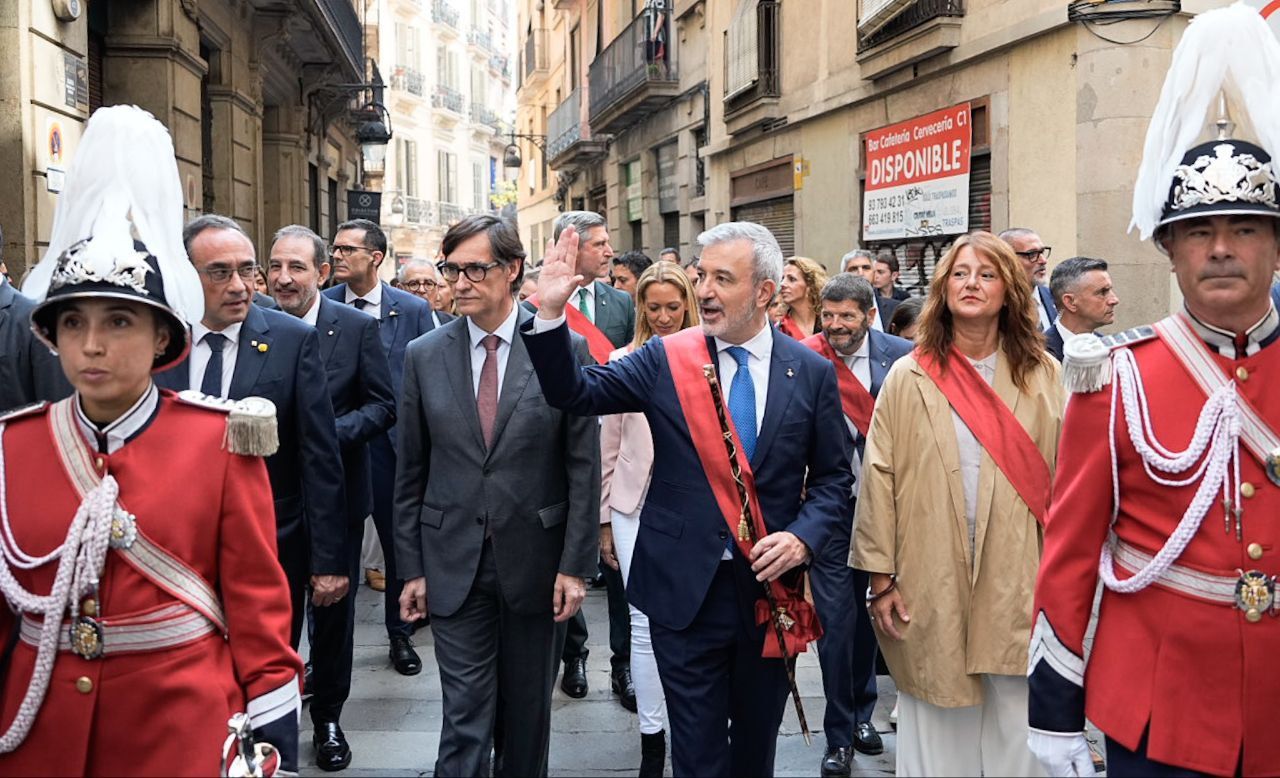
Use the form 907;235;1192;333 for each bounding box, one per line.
1027;728;1095;777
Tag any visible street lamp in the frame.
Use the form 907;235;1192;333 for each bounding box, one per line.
357;104;393;175
502;131;547;170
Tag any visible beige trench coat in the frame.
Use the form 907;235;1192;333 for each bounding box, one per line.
851;349;1064;708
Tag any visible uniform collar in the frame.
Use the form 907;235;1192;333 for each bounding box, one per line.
75;382;160;455
1183;303;1280;358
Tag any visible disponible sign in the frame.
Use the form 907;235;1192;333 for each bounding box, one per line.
863;103;972;241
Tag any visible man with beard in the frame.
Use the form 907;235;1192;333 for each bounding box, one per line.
799;274;912;777
999;228;1056;330
522;221;853;776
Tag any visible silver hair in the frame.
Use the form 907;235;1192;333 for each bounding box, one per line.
841;248;873;265
997;227;1039;243
272;224;328;271
696;221;783;285
820;272;876;313
396;258;438;283
553;210;607;242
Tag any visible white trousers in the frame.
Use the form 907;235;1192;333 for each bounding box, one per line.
610;506;667;735
896;674;1045;777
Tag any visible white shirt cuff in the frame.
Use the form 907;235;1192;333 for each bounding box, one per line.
531;312;567;333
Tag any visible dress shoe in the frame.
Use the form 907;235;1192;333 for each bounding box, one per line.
611;667;637;712
852;721;884;755
560;656;588;698
889;701;898;730
364;568;386;592
314;721;352;771
820;745;854;777
389;634;422;676
639;730;666;778
302;662;314;702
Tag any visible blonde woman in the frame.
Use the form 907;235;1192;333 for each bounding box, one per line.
853;232;1064;776
598;261;699;777
777;256;828;338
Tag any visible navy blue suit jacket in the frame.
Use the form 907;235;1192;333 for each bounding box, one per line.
154;305;348;575
1036;284;1059;324
1043;324;1066;362
323;281;432;395
522;320;854;631
314;296;396;525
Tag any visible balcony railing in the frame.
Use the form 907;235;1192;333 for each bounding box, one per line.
470;102;502;131
438;202;468;226
432;84;465;113
468;27;493;51
547;88;583;160
391;65;426;96
522;28;548;82
858;0;963;51
314;0;364;76
431;0;460;29
489;53;510;78
404;196;428;225
588;11;678;130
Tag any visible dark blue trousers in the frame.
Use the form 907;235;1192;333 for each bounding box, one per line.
1107;733;1236;777
309;518;362;726
650;558;791;778
809;526;879;747
370;434;411;639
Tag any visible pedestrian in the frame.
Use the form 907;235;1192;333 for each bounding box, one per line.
0;223;72;412
660;247;680;264
842;250;898;330
776;256;827;338
0;104;301;775
681;257;700;286
399;259;456;328
887;297;923;340
394;214;600;778
1042;257;1118;361
1029;7;1280;776
611;250;654;300
800;274;912;777
598;260;700;776
998;228;1056;330
853;230;1064;776
523;220;853;776
872;252;911;302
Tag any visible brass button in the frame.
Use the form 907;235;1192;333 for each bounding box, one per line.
94;457;105;470
81;599;97;617
1246;608;1263;623
1247;543;1264;561
75;676;93;694
1236;366;1250;382
1241;482;1257;499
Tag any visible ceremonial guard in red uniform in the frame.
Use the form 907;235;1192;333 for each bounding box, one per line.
0;106;301;776
1028;7;1280;776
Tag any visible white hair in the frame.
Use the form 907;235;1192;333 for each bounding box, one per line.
696;221;783;285
841;249;872;264
397;258;438;283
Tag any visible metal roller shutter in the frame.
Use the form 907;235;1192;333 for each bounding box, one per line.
732;196;795;256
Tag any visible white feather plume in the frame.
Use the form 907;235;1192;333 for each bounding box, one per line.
1130;2;1280;240
22;105;204;326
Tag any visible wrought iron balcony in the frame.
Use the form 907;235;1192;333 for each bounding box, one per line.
432;84;465;114
404;196;428;225
547;88;608;169
468;27;493;51
489;53;510;79
588;12;679;135
437;202;468;226
520;28;549;88
470;103;502;132
858;0;964;52
391;65;426;97
431;0;460;30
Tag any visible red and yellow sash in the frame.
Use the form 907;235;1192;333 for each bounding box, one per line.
527;292;616;364
801;333;875;437
915;347;1050;527
663;327;819;656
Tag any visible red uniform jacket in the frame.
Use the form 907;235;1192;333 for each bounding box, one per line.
1030;332;1280;776
0;393;302;775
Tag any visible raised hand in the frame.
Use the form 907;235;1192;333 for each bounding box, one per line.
534;225;583;319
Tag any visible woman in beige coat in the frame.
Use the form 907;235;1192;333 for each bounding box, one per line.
852;231;1064;776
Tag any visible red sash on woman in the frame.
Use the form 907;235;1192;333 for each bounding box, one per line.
914;347;1051;526
663;327;820;656
801;333;875;437
526;293;616;364
777;315;807;341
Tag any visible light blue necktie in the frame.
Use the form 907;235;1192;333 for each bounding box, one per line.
726;346;757;461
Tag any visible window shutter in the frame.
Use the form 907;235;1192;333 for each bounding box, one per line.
725;0;759;99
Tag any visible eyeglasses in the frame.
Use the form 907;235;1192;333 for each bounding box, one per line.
330;244;370;257
198;264;260;284
437;260;504;283
401;279;440;292
1015;246;1052;261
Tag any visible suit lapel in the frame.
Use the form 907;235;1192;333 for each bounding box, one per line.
592;280;616;343
316;297;341;366
868;331;892;398
486;310;535;457
228;307;272;398
379;282;400;354
750;330;795;470
444;321;487;452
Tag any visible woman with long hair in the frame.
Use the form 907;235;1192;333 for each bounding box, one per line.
776;256;827;338
598;260;699;777
852;231;1064;776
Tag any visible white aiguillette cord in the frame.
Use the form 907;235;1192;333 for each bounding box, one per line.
0;423;115;752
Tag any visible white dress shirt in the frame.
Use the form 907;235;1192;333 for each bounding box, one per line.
467;302;521;398
344;282;382;320
75;382;159;454
569;281;596;320
712;322;772;434
300;293;323;327
950;351;998;568
1033;289;1052;331
840;335;872;496
188;321;243;398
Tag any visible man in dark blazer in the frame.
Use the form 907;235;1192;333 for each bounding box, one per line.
1000;227;1058;330
1043;256;1119;362
804;274;912;777
155;215;348;652
395;215;600;778
0;273;72;412
523;221;854;777
269;225;396;772
324;219;433;676
842;248;901;332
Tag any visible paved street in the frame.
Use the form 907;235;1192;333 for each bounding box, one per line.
299;582;898;777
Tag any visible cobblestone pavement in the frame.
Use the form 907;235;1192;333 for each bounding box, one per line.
299;582;898;777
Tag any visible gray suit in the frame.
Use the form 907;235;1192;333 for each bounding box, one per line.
393;306;600;777
0;279;71;412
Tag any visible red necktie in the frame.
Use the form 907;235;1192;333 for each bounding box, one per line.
477;334;500;447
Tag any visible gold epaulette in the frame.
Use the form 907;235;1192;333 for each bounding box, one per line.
1061;325;1157;394
175;390;279;457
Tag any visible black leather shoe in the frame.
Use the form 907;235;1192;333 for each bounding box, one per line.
820;745;853;777
389;635;422;676
852;721;884;755
302;662;313;702
314;721;352;771
639;731;666;778
611;667;637;712
560;656;588;698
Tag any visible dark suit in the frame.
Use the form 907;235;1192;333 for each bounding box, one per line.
521;320;853;776
154;305;346;646
253;291;278;309
808;329;912;751
874;295;900;330
1044;324;1066;362
394;307;600;777
0;279;71;412
324;282;432;639
309;296;396;726
587;280;634;348
1035;283;1059;328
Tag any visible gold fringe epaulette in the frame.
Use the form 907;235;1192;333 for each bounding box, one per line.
1061;325;1157;393
175;390;279;456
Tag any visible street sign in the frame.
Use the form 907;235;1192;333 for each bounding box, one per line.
348;190;382;223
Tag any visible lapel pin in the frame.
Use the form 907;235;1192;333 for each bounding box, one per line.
257;343;269;353
389;310;399;317
250;340;258;347
786;368;795;378
328;330;335;336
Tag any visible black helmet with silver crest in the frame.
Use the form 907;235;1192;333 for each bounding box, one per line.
23;105;203;372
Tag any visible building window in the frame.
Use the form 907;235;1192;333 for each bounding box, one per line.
472;161;485;211
724;0;780;104
439;151;459;203
570;24;581;91
405;139;419;197
694;126;707;197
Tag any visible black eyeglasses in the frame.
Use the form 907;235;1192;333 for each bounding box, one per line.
1015;246;1052;261
437;260;504;283
401;279;440;292
330;244;370;257
198;264;260;284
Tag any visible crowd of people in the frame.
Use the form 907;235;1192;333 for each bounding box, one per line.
0;7;1278;778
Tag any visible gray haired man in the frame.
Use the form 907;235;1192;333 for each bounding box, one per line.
1043;256;1119;361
